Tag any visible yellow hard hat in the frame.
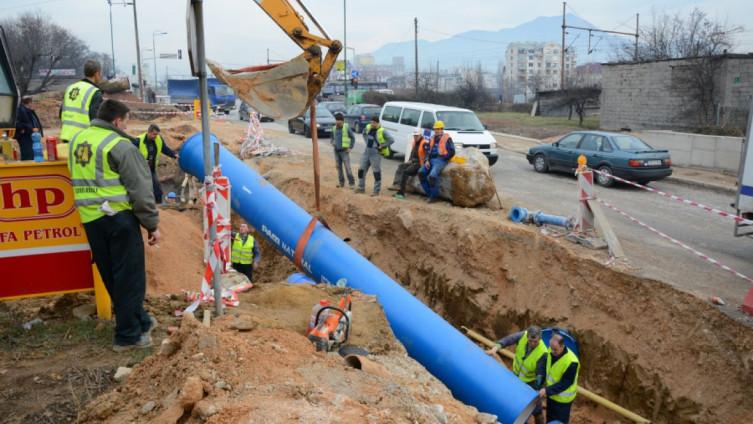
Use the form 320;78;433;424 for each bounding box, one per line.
433;120;445;129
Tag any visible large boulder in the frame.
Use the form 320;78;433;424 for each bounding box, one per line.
410;148;496;207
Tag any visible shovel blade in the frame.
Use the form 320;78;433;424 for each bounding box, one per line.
207;54;310;120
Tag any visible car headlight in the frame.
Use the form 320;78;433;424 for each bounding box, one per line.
316;123;321;128
490;142;497;148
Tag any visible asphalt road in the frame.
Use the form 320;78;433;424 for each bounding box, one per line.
251;119;753;321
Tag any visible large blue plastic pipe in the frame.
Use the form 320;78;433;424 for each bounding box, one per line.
180;134;537;423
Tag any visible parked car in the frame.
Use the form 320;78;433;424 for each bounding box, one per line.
239;102;273;122
318;101;346;115
344;103;382;132
288;106;337;138
526;131;672;186
379;101;499;165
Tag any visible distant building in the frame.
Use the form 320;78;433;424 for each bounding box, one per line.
504;42;577;101
355;54;375;67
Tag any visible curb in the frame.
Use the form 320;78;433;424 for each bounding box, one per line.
489;131;543;144
666;176;737;195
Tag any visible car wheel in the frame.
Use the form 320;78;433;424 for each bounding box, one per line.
488;156;499;166
533;154;548;173
288;121;295;134
304;125;311;138
596;165;615;187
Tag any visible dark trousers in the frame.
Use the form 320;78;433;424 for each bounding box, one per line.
19;138;33;161
83;211;151;345
526;382;543;418
150;170;163;204
232;262;253;282
392;162;421;195
546;399;572;424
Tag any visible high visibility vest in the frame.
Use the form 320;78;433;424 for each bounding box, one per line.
428;133;450;158
331;123;352;149
546;348;580;404
231;234;255;265
138;133;165;166
413;137;429;164
365;124;390;157
60;80;99;141
68;125;132;223
512;331;548;383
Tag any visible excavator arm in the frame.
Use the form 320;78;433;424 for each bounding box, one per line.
206;0;341;119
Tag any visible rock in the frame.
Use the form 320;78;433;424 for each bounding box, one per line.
397;208;414;230
181;311;200;330
178;376;204;410
72;304;97;321
410;148;496;207
159;339;180;356
193;400;219;419
140;401;156;415
113;366;132;383
198;334;218;349
167;326;179;335
215;380;232;391
221;269;251;289
475;412;498;424
431;404;448;424
231;315;258;332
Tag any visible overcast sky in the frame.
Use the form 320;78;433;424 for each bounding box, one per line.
3;0;752;81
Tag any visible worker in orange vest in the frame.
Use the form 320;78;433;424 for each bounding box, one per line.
418;121;455;203
391;129;427;200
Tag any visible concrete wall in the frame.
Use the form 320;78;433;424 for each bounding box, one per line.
637;130;744;174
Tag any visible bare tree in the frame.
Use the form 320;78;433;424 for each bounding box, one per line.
552;87;601;126
1;12;89;95
454;64;491;110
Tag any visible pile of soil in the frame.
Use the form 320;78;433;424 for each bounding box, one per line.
77;284;483;424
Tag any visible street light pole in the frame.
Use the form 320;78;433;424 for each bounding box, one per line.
152;31;167;90
131;0;144;101
343;0;347;105
107;0;116;75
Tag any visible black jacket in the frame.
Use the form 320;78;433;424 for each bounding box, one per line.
15;104;43;160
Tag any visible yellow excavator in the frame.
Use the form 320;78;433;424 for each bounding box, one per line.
207;0;342;120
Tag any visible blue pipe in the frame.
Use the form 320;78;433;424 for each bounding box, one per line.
532;211;572;229
180;134;537;424
508;206;530;223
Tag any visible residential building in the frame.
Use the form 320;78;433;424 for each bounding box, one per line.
503;41;577;101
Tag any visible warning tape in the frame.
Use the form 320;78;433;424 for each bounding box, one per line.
591;168;753;227
597;198;753;285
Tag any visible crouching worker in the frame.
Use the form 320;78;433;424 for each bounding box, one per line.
391;129;427;200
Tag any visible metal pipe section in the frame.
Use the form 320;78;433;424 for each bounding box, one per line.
179;134;538;424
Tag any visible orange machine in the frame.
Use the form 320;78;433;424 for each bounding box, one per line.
307;292;352;352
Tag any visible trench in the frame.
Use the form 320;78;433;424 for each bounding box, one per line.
249;160;753;423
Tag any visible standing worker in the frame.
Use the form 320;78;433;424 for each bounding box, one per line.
390;130;427;200
486;326;548;424
231;223;260;283
68;99;160;351
60;59;103;143
134;124;178;204
355;116;393;196
418;121;455;203
15;96;43;160
540;332;580;424
331;113;356;188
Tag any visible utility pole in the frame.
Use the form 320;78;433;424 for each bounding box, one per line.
414;17;418;97
107;0;116;75
343;0;347;105
131;0;144;101
634;13;640;61
560;1;566;90
436;60;439;90
266;48;270;65
152;31;167;92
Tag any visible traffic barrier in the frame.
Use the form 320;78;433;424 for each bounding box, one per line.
179;133;539;424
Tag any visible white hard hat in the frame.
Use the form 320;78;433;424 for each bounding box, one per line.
412;129;422;135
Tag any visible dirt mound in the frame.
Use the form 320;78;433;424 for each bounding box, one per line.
144;209;204;296
34;96;62;129
77;284;481;424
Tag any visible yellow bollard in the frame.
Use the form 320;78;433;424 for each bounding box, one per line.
193;98;200;120
92;263;112;320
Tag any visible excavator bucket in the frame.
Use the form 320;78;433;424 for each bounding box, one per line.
207;54;309;120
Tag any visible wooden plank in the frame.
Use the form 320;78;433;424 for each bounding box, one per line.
587;199;625;258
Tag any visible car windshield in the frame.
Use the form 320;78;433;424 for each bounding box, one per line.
308;107;333;119
612;135;652;151
213;85;233;97
435;111;485;131
323;103;346;113
362;107;381;116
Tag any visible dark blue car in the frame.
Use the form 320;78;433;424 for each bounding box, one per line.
526;131;672;186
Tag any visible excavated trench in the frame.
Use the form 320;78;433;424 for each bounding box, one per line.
250;159;753;423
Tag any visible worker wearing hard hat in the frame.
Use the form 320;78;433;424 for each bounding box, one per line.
60;59;103;143
390;129;427;200
355;116;394;196
540;332;580;424
134;124;178;204
418;120;455;203
486;326;548;424
231;223;260;283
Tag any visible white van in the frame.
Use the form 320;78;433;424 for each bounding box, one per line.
378;101;499;165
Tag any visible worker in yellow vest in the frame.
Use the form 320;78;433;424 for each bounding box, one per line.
331;113;356;188
355;115;394;196
60;60;103;143
540;332;580;424
68;99;160;352
231;223;260;282
486;326;548;424
134;124;178;203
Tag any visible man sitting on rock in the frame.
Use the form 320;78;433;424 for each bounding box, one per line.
418;120;455;203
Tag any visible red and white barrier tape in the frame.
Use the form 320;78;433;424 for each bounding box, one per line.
591;168;753;226
597;198;753;285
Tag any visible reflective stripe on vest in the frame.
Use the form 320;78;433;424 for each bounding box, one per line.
60;80;99;141
512;331;548;383
331;123;352;149
138;133;164;166
231;234;255;264
68;126;132;223
546;348;580;404
429;133;450;158
365;124;390;157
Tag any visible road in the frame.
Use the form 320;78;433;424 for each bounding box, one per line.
247;119;753;321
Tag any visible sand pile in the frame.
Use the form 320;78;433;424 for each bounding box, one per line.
144;209;204;296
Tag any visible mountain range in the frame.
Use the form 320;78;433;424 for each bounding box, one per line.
370;14;629;71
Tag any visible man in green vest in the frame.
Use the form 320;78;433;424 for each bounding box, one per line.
540;332;580;424
134;124;178;204
487;326;548;424
355;115;394;196
68;99;160;352
231;223;260;282
331;113;356;188
60;59;104;143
